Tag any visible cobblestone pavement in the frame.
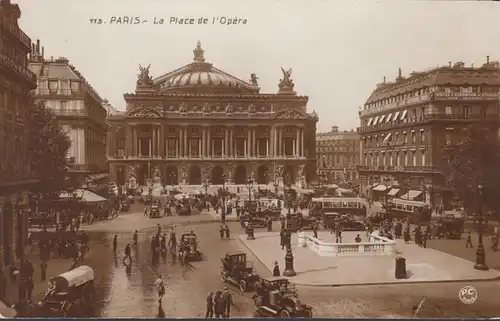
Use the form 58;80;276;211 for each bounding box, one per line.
47;208;500;318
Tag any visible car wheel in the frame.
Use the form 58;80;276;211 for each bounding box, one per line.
239;280;247;292
253;295;262;307
303;308;313;318
61;301;73;317
279;309;291;318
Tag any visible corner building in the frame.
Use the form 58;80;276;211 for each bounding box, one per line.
107;42;318;187
357;60;500;208
0;0;38;266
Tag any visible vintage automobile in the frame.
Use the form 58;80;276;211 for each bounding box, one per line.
38;265;95;317
286;213;316;232
431;215;464;239
253;276;313;318
120;198;130;212
220;251;260;292
178;233;202;262
150;205;161;218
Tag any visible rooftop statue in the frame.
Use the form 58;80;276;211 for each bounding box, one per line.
137;64;153;86
250;73;259;86
278;67;294;90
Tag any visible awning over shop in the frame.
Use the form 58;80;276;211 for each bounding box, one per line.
384;133;392;141
367;118;373;126
59;189;107;203
399;190;423;200
386;113;393;122
87;173;109;182
400;110;408;120
387;188;400;196
372;184;388;192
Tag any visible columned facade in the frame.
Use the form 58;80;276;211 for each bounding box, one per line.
107;42;318;188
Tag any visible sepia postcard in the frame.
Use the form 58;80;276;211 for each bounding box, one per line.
0;0;499;318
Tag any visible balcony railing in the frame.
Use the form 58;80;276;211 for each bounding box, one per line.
1;52;37;84
434;92;499;100
107;155;303;161
0;21;31;48
357;165;440;173
50;109;87;117
358;113;499;133
67;164;102;171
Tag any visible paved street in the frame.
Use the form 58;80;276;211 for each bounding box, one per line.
30;207;496;318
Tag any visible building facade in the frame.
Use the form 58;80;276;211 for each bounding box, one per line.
357;59;500;207
28;41;108;181
316;126;360;183
107;42;318;188
0;0;38;266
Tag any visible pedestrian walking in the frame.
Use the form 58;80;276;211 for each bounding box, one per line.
222;287;233;317
154;274;165;304
144;207;148;217
205;292;214;318
465;232;474;248
213;291;225;318
219;225;225;240
280;229;285;250
224;225;230;240
123;243;132;265
113;235;118;253
273;261;280;277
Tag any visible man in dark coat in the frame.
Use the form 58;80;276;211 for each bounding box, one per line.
222;287;233;317
213;291;225;317
280;229;286;250
205;292;214;317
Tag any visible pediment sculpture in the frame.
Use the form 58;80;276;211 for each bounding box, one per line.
275;108;306;120
137;64;153;86
128;165;137;178
248;104;256;114
298;164;305;178
225;103;234;114
179;102;188;113
202;102;211;114
278;67;294;90
131;107;160;118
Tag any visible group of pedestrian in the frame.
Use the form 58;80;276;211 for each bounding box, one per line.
205;287;233;318
219;225;231;240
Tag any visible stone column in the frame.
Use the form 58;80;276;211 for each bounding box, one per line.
152;127;157;157
247;127;251;157
126;125;133;158
229;127;234;158
178;128;183;158
252;127;256;157
270;127;275;157
278;128;282;157
149;138;152;157
296;128;300;157
202;127;206;158
266;137;269;157
300;128;304;157
184;127;188;158
198;137;202;157
207;127;211;157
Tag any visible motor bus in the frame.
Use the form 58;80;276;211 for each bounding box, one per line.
309;197;368;218
388;198;431;223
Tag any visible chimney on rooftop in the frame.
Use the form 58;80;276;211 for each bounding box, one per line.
36;39;40;53
42;47;44;58
448;61;452;67
383;76;386;84
398;68;402;78
331;126;339;133
487;56;490;64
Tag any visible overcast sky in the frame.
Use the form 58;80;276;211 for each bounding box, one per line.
16;0;500;132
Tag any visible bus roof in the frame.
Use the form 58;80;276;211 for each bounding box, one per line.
391;198;428;206
312;197;365;202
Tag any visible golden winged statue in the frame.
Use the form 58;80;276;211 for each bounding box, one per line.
137;64;152;85
279;67;294;88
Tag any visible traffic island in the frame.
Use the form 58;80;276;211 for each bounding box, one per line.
238;231;500;286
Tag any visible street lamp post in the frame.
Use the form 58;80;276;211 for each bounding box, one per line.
203;179;209;193
17;203;26;302
384;177;390;213
221;173;226;207
474;184;489;271
246;177;254;208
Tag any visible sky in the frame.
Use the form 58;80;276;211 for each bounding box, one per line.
15;0;500;132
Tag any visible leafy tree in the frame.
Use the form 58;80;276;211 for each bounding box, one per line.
28;99;71;199
442;124;500;218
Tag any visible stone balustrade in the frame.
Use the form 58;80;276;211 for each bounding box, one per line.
297;231;396;257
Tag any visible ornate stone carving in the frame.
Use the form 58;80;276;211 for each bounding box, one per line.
275;164;284;179
250;73;259;86
137;64;153;86
131;107;160;118
278;67;294;91
311;110;319;121
153;165;161;180
127;165;137;188
215;105;222;112
202;102;211;114
298;164;306;179
179;164;188;181
179;102;188;114
225;103;234;114
274;109;306;120
193;41;205;62
248;104;256;114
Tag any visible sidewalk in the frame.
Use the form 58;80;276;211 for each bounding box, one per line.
3;250;78;305
239;231;500;286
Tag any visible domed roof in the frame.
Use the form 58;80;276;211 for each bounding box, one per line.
153;41;260;94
